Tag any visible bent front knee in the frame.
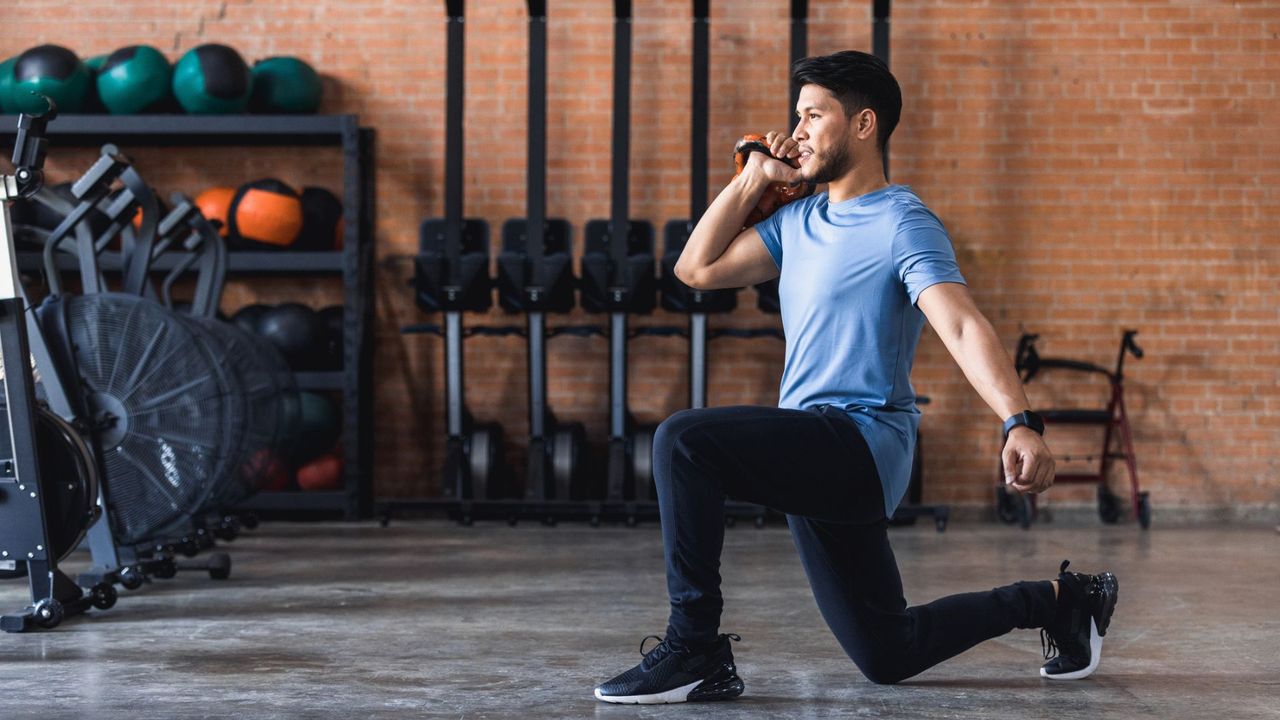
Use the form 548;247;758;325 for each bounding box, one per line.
856;654;912;686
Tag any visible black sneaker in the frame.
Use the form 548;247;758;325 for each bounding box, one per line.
1040;560;1119;680
593;633;744;704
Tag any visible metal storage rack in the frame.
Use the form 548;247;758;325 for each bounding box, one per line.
1;113;376;519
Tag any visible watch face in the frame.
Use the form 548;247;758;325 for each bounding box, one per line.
1019;412;1044;434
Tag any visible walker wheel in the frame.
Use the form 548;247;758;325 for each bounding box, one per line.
1097;485;1122;524
1137;491;1152;530
995;484;1021;525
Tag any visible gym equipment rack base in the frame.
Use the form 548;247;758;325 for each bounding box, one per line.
376;499;772;529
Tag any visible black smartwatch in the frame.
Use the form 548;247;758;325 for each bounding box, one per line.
1002;410;1045;440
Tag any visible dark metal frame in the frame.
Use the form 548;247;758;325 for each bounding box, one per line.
1;109;103;631
1;113;378;520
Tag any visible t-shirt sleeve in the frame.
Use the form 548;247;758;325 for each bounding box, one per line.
754;209;784;269
893;204;966;306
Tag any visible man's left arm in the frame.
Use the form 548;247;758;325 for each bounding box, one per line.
916;282;1056;494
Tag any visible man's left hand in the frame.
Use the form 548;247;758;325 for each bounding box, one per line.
1002;427;1056;494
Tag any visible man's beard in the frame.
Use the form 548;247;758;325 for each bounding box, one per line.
803;142;855;185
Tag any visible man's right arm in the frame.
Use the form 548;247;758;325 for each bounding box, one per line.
674;142;801;291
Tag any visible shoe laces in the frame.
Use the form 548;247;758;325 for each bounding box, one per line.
639;635;672;663
1040;628;1059;661
1043;558;1088;661
638;633;743;665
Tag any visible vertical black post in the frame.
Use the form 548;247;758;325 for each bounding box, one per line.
606;0;634;503
527;0;548;287
608;0;633;292
690;0;709;222
525;1;551;500
873;0;891;179
689;0;711;410
444;0;466;286
444;0;469;500
789;0;808;133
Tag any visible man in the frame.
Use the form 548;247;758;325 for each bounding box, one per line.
593;51;1119;705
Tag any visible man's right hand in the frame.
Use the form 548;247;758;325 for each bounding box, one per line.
739;131;803;186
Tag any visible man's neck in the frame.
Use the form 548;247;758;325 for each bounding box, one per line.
826;159;890;203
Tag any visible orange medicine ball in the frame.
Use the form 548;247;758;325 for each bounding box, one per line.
296;452;343;491
227;178;304;249
194;186;236;238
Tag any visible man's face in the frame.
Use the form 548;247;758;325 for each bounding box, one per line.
792;84;855;185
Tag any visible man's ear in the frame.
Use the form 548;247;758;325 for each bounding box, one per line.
855;108;878;141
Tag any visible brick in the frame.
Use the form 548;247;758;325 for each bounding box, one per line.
4;0;1274;509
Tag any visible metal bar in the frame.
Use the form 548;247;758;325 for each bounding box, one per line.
610;312;627;437
528;311;546;438
691;0;710;221
527;0;548;285
355;125;377;517
789;0;808;132
609;0;633;288
690;312;708;409
873;0;892;179
444;0;466;286
445;311;465;437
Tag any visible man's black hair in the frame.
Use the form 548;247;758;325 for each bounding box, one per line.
792;50;902;152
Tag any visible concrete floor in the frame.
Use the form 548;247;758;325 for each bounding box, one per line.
1;521;1277;719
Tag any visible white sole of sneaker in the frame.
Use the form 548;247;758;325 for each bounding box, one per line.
1041;618;1103;681
594;679;703;704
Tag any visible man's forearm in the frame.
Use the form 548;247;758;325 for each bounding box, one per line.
674;167;770;281
949;316;1033;421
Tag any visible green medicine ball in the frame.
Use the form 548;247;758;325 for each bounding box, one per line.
250;56;322;114
97;45;172;114
172;44;251;114
82;54;108;114
11;45;90;114
0;56;17;114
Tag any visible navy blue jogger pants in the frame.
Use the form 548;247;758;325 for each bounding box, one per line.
652;405;1056;684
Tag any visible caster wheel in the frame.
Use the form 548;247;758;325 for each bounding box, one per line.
241;514;260;530
995;484;1020;525
208;553;231;581
216;523;239;543
625;516;638;528
507;516;519;527
589;515;600;528
33;598;64;629
379;515;391;528
460;515;474;527
1137;491;1152;529
754;516;766;529
118;566;145;590
179;540;199;558
153;558;177;580
936;517;948;533
90;583;118;610
1097;485;1122;524
725;516;737;529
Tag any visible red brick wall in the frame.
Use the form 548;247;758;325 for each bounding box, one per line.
4;1;1276;516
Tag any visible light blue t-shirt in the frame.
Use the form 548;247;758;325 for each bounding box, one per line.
755;184;966;517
